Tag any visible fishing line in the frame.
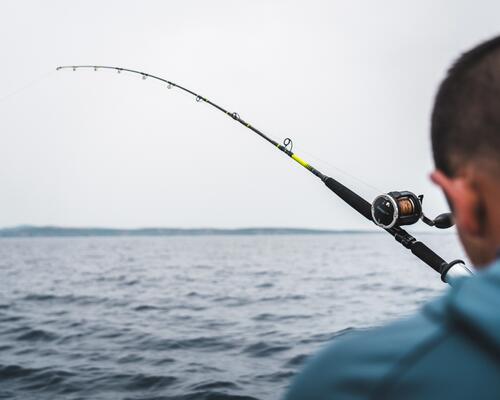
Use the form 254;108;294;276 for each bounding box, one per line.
297;147;383;194
0;70;55;105
55;64;473;285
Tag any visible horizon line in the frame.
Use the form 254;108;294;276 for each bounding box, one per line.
0;225;380;238
0;224;450;238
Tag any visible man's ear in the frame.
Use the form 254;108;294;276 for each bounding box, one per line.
431;170;482;236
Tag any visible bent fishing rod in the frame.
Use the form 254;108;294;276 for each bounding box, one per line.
56;65;473;285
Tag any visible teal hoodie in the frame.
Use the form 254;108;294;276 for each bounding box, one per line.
284;259;500;400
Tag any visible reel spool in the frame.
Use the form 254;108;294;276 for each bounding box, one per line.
371;191;454;229
371;191;422;229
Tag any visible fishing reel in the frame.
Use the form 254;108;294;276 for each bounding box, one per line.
371;191;454;230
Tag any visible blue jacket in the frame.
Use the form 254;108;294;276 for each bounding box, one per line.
284;259;500;400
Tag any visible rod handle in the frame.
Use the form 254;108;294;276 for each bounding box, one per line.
323;177;373;221
408;241;446;273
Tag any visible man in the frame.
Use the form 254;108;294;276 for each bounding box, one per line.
284;35;500;399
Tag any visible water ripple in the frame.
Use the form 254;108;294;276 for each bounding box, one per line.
0;234;451;399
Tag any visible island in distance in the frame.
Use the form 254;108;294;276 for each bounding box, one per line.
0;225;373;238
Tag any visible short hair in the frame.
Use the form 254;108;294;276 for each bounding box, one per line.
431;35;500;177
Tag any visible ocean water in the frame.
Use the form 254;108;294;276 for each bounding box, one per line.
0;233;465;400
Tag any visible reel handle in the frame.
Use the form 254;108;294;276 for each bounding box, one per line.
422;212;454;229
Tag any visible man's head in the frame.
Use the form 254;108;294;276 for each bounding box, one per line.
431;35;500;268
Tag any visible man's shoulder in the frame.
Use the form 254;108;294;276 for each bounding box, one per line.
284;267;500;400
284;304;446;400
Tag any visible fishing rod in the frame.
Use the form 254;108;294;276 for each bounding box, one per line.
56;65;473;285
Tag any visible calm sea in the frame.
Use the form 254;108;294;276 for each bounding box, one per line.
0;233;465;399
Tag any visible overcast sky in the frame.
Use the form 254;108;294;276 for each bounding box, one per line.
0;1;499;229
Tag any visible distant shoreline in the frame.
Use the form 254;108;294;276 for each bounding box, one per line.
0;226;380;238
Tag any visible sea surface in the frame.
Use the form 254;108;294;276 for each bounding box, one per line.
0;233;465;400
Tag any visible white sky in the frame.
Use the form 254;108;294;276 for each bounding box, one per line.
0;0;499;229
